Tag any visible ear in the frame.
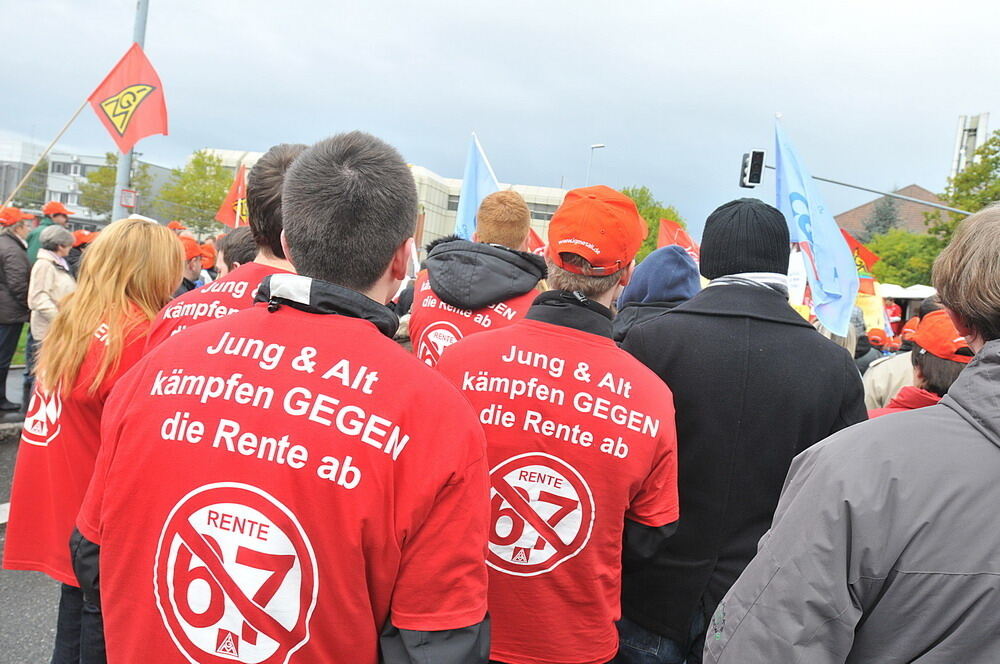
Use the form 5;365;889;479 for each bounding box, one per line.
619;261;636;287
389;237;415;282
279;230;293;266
472;231;479;243
912;363;927;390
946;307;973;339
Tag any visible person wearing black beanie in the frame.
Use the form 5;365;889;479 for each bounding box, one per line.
615;199;866;664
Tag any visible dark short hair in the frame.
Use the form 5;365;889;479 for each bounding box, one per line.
217;227;257;270
919;295;942;319
911;342;967;397
282;132;417;289
248;143;307;259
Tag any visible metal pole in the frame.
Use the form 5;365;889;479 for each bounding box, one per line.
586;148;594;186
111;0;150;222
763;164;971;216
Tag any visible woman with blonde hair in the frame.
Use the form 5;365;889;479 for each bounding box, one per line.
3;217;181;664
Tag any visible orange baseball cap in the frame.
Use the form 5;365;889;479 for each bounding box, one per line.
867;328;888;347
900;316;920;340
912;310;973;364
167;220;187;231
42;201;75;216
72;229;96;247
179;235;202;261
547;185;647;275
200;243;217;269
0;207;36;226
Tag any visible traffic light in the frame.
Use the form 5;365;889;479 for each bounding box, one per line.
740;150;766;188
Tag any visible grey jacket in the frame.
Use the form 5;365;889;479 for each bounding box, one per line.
705;338;1000;664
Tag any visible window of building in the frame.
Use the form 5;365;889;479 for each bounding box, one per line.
51;162;67;174
70;163;81;176
527;202;558;222
447;194;460;212
67;193;79;206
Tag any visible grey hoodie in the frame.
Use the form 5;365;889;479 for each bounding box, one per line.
425;240;546;310
705;338;1000;664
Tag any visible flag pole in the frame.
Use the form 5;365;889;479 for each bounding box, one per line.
111;0;150;222
0;98;89;212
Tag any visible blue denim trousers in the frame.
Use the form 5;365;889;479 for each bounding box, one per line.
51;583;106;664
613;610;707;664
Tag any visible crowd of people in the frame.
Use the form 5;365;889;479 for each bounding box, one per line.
1;130;999;664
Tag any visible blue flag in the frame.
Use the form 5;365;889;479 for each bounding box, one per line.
454;133;500;240
775;120;859;336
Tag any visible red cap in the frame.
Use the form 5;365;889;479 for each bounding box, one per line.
912;310;973;364
0;207;36;226
901;316;920;340
42;201;75;216
179;235;202;261
867;328;888;348
167;220;187;231
547;186;647;275
72;229;96;247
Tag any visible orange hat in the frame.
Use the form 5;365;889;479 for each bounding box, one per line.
200;243;217;269
901;316;920;340
72;229;95;247
912;310;973;364
547;185;647;275
42;201;75;217
167;220;187;231
867;328;888;348
0;207;36;226
179;235;202;261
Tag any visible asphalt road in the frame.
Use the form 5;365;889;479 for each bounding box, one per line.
0;369;61;664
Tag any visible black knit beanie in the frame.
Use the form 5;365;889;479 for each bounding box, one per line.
699;198;790;279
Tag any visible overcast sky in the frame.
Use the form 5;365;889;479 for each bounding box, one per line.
6;0;998;238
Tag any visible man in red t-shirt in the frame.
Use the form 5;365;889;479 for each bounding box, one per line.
75;132;491;664
410;190;546;366
146;143;306;350
437;186;680;664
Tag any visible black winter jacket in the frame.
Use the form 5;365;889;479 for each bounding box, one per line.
619;283;867;646
0;230;31;324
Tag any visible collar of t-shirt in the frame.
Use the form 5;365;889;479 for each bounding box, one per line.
524;290;614;339
255;273;399;338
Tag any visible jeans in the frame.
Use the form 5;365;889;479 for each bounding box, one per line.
0;322;22;402
613;610;707;664
51;584;106;664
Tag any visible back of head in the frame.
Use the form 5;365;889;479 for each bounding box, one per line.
40;224;74;252
217;227;257;270
933;204;1000;342
248;143;308;259
918;294;942;319
618;245;700;306
909;310;974;396
700;198;790;280
476;190;530;249
282;131;417;290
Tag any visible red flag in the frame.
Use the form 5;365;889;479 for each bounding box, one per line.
656;218;700;262
215;164;249;228
526;228;546;256
840;229;880;295
87;43;168;154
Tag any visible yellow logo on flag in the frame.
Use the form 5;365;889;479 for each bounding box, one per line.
99;84;156;135
234;198;249;224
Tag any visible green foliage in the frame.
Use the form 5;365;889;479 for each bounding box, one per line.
157;150;231;235
867;228;939;287
860;195;899;242
926;130;1000;244
80;153;153;220
11;158;48;209
620;185;685;262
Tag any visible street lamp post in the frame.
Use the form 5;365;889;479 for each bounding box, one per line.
585;143;606;186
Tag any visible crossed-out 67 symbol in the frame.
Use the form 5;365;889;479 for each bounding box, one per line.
416;321;463;366
488;452;595;576
154;483;318;663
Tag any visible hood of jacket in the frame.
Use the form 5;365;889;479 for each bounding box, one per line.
426;239;546;310
940;339;1000;449
612;300;683;343
617;245;700;307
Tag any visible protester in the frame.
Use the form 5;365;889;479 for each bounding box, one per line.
816;321;858;357
200;237;218;280
3;217;181;664
68;230;97;277
27;200;73;263
704;204;1000;664
173;235;203;297
214;226;257;278
868;309;972;417
409;190;546;366
617;198;867;664
146;143;304;348
73;132;490;664
437;185;679;664
885;297;903;335
612;244;700;342
863;295;942;408
0;207;34;411
166;220;186;235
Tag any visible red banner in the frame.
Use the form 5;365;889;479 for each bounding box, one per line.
656;219;699;262
87;43;168;154
840;229;880;295
216;164;249;228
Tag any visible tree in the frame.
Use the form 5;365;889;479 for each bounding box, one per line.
926;129;1000;245
867;228;938;287
860;195;899;242
11;158;48;209
80;152;153;220
620;185;685;262
157;150;232;235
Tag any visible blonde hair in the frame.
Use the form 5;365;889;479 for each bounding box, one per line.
36;218;182;394
546;254;624;298
476;190;531;249
933;204;1000;341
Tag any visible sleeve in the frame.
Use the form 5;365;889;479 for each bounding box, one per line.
831;354;868;434
861;365;883;410
622;519;677;570
2;244;30;302
379;617;490;664
625;396;679;527
27;262;59;322
389;402;490;632
70;528;101;607
703;444;881;664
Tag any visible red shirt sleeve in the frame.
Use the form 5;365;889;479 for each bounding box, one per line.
389;407;490;631
625;392;680;527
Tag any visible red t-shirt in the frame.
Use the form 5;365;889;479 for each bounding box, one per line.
409;270;537;366
437;318;679;664
77;302;489;664
146;262;288;350
3;317;151;586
